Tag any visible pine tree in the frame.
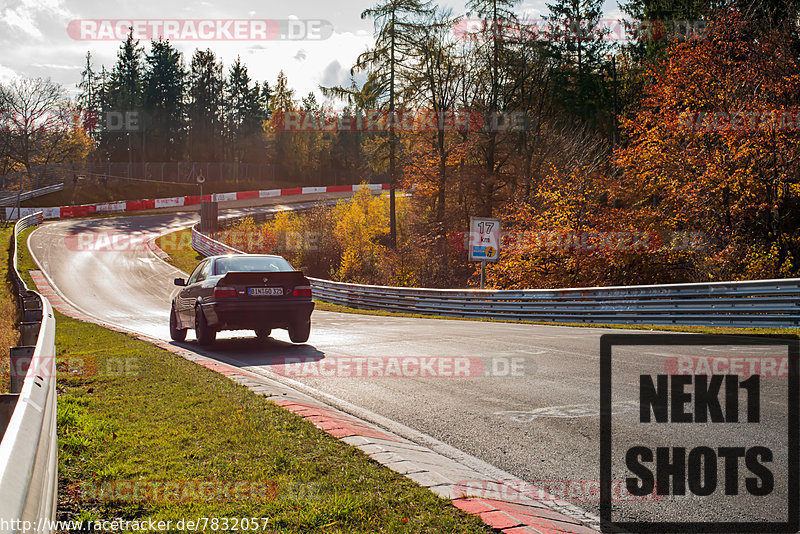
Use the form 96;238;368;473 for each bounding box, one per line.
103;30;145;162
544;0;609;124
466;0;518;113
269;70;296;112
188;49;225;161
224;57;266;163
261;81;272;119
267;71;298;180
302;92;319;111
143;39;187;162
356;0;435;247
77;52;101;140
620;0;711;64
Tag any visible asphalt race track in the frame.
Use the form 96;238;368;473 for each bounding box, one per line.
29;207;794;528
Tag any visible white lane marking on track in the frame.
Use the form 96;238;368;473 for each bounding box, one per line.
496;400;639;422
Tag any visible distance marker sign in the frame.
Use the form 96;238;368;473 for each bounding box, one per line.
469;217;501;262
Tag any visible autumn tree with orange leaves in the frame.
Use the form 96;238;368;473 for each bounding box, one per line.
616;10;800;281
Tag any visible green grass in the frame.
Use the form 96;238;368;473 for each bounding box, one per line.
10;226;493;533
156;228;202;276
0;224;19;393
15;226;37;289
155;227;799;337
52;311;492;533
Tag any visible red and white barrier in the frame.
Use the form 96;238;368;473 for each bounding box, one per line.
4;183;389;220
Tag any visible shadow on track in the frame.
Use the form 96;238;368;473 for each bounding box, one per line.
170;333;325;369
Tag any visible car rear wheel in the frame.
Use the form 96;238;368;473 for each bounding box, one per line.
255;328;272;340
288;320;311;343
195;305;216;346
169;307;187;342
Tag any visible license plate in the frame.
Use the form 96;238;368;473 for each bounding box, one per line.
248;287;283;296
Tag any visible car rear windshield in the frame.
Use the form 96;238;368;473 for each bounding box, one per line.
215;256;294;275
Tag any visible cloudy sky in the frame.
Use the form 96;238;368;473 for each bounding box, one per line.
0;0;623;102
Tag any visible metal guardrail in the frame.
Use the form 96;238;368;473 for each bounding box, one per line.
0;184;65;210
0;212;58;533
189;199;346;258
189;208;800;328
191;226;242;257
309;277;800;327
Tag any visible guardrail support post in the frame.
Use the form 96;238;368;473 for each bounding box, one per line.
20;322;42;345
0;394;20;442
9;346;35;394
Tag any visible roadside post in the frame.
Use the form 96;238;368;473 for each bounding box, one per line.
197;173;205;201
468;217;501;289
198;174;219;233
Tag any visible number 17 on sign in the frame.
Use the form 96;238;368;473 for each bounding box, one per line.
469;217;501;289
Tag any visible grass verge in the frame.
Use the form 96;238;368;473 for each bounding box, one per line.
0;224;19;393
156;228;202;277
52;311;492;533
155;228;799;337
15;226;37;289
11;226;493;533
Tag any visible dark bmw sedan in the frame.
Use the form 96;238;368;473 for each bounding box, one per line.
170;254;315;345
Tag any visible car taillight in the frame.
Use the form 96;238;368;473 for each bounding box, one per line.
293;286;312;297
214;287;236;298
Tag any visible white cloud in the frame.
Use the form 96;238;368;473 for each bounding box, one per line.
1;7;42;38
0;0;74;41
0;64;20;83
320;60;347;89
228;29;371;99
32;63;80;70
21;0;70;17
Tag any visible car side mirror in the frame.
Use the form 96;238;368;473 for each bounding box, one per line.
174;278;186;286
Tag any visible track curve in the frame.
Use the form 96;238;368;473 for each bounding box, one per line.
29;205;791;525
